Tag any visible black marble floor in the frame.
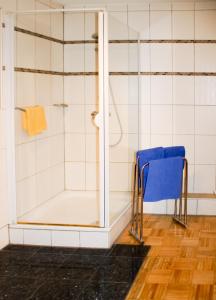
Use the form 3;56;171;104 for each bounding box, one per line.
0;243;150;300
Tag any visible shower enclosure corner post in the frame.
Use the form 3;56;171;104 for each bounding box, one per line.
98;11;109;228
102;11;110;228
3;13;17;225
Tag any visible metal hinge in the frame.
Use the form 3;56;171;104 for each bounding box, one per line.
2;23;5;28
2;66;6;71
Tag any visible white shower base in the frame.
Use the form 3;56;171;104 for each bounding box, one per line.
17;191;131;226
9;191;132;248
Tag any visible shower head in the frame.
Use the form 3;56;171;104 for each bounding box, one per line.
92;33;98;39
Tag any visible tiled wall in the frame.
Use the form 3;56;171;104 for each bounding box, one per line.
65;1;216;215
64;13;100;191
15;0;64;218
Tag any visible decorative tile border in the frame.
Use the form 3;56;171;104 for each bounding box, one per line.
15;27;64;44
15;68;216;77
15;27;216;45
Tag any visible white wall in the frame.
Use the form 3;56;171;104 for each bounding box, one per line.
65;1;216;215
0;0;64;248
15;0;64;218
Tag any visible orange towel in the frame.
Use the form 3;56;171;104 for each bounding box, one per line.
22;106;47;136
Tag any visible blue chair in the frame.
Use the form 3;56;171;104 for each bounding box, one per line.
130;146;188;243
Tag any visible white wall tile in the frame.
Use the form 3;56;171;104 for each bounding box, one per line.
64;45;84;72
85;76;98;105
65;105;85;133
36;138;50;172
140;134;151;149
150;11;171;39
140;76;150;105
195;77;216;106
65;133;85;162
64;76;85;105
173;106;194;135
140;44;150;72
64;13;84;40
172;2;194;11
151;76;172;104
84;44;97;72
16;142;36;181
143;201;167;214
128;11;149;39
150;3;171;11
194;165;215;193
109;76;128;105
195;136;216;164
173;135;195;164
151;134;173;148
195;11;216;40
52;231;79;247
128;76;139;105
49;164;64;197
109;44;129;72
35;74;51;106
195;1;216;10
9;228;23;245
51;76;63;105
49;135;64;166
108;12;128;40
84;12;97;40
17;0;35;31
195;45;216;72
150;44;172;72
151;105;173;135
86;162;99;190
140;105;151;134
16;73;35;107
0;0;16;10
195;106;216;135
187;164;195;193
49;106;64;136
197;199;216;215
86;134;98;162
80;231;108;248
173;76;194;105
110;134;129;162
110;163;129;191
65;162;85;190
35;38;51;71
51;12;63;40
128;3;149;11
172;11;194;39
16;33;35;68
51;43;63;72
23;229;51;246
173;44;194;72
128;134;139;162
17;176;36;217
35;3;51;36
36;169;52;206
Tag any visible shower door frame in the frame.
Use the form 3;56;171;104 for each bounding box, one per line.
3;8;110;228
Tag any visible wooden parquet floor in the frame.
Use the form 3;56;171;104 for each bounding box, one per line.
117;215;216;300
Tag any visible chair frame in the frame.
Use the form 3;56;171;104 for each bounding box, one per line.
130;157;188;244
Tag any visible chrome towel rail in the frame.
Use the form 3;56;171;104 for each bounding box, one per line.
53;103;68;108
15;107;26;112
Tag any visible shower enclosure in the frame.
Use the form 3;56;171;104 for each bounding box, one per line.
3;7;139;247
